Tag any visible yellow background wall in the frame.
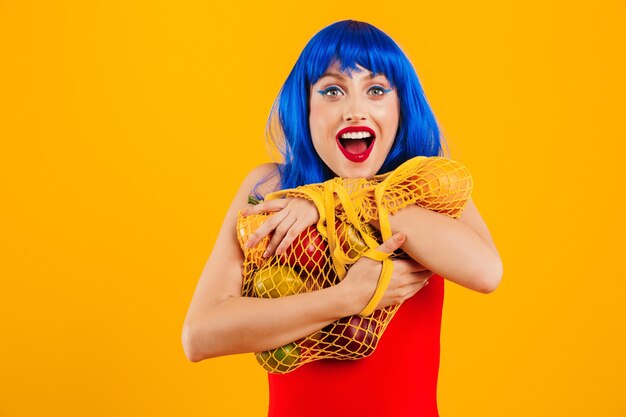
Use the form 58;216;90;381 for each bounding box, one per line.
1;1;625;416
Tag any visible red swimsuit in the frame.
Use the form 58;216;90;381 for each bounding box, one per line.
267;274;444;417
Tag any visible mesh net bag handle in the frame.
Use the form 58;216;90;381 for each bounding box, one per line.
276;177;395;316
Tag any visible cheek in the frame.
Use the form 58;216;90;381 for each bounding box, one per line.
309;104;335;141
308;112;327;154
378;101;400;136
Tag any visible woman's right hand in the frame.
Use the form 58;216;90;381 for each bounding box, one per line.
338;233;434;315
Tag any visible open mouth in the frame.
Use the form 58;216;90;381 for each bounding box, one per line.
335;126;376;163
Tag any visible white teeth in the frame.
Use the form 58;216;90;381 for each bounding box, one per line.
340;131;373;139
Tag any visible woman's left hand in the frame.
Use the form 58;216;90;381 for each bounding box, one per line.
242;197;320;258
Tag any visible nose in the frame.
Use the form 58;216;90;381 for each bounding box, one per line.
343;112;367;122
343;97;368;122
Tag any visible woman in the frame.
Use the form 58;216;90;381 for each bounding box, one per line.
183;20;502;416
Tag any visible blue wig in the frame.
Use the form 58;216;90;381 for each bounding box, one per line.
256;20;444;197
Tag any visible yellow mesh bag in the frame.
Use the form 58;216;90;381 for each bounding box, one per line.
236;156;473;374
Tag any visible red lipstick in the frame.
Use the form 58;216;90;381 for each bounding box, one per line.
335;126;376;163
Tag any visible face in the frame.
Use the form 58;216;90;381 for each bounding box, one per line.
309;61;400;179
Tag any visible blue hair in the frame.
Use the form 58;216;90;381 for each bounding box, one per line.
255;20;444;198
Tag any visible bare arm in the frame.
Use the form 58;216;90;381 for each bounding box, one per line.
182;164;352;361
383;198;503;294
181;164;418;362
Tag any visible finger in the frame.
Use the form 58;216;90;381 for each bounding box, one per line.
404;283;426;299
395;270;433;287
394;269;429;287
264;216;297;258
396;256;429;271
242;199;288;216
385;283;422;307
411;270;435;282
245;210;288;248
392;258;428;274
376;232;406;255
401;278;431;299
402;284;422;299
405;259;429;272
274;220;308;256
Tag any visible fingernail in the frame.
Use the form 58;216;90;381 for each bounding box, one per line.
241;209;248;216
263;250;270;258
394;233;404;242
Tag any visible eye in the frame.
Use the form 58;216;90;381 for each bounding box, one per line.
368;86;391;96
317;86;344;97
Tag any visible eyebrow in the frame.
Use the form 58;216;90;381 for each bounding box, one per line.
318;71;384;81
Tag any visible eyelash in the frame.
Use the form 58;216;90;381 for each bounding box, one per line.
369;86;392;96
318;86;343;97
317;85;392;97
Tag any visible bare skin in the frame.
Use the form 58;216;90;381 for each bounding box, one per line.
182;162;502;362
181;163;432;362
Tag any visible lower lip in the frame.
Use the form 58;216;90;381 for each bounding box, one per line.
335;137;376;163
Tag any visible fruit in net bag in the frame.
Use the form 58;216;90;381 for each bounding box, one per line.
336;221;380;260
300;313;383;359
253;264;304;298
237;212;271;268
256;342;301;373
280;225;328;274
324;315;381;357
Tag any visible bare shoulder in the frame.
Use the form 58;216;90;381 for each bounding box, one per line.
244;162;282;199
245;162;279;182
